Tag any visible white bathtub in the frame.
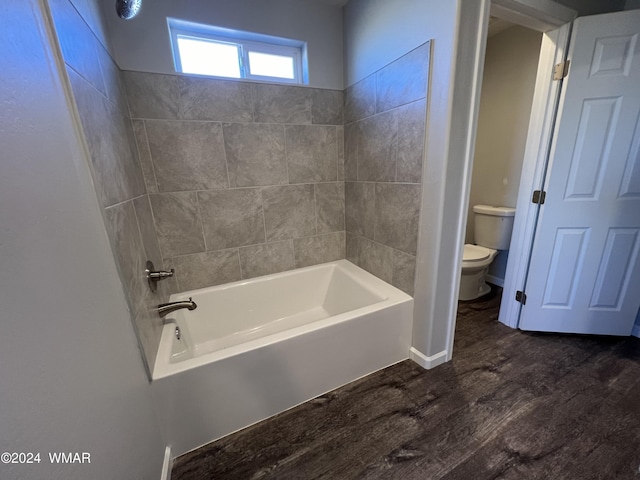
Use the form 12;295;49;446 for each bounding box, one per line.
151;260;413;456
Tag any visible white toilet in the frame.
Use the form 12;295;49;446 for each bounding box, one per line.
459;205;516;301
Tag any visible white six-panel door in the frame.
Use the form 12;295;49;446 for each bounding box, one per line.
519;10;640;335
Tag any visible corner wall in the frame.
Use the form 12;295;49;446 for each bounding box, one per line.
344;43;430;296
47;0;171;373
0;0;165;477
344;0;461;364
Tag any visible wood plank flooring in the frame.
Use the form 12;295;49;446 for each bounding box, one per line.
172;291;640;479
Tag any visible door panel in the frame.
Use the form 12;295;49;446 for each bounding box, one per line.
519;10;640;335
619;112;640;197
589;228;640;310
541;228;589;308
564;97;620;199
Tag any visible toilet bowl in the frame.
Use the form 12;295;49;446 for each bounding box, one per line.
459;244;497;301
459;205;515;301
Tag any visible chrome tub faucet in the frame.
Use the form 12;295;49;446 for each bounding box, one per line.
157;297;197;318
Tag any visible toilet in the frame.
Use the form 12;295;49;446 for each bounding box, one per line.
459;205;516;301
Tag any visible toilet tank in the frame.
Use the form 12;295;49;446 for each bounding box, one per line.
473;205;516;250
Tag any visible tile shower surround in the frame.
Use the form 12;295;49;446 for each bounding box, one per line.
124;41;429;297
123;72;347;293
344;43;430;296
48;0;171;374
54;0;429;376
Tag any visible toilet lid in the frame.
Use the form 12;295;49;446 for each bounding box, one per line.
463;244;493;262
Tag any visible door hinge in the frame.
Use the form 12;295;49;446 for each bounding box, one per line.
532;190;546;205
553;60;570;80
515;290;527;305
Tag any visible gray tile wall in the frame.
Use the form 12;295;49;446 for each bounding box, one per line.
48;0;169;375
344;42;430;296
47;0;424;379
123;71;346;292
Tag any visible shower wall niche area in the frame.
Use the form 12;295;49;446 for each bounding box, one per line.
466;24;543;285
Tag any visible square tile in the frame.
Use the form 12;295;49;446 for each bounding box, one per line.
123;71;180;119
133;195;163;265
69;69;145;206
392;250;416;296
254;84;312;124
311;89;343;125
375;183;421;254
179;76;254;122
347;235;393;283
239;241;295;279
345;181;375;239
150;192;205;257
262;184;315;241
376;42;429;113
337;126;345;181
173;250;241;291
103;201;147;314
344;123;358;181
145;120;228;192
344;75;376;124
397;100;426;183
358;110;397;182
223;123;287;187
198;188;265;250
294;232;345;268
315;182;345;234
346;232;359;264
96;43;129;114
286;125;338;183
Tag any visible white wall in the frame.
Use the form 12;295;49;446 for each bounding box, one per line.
343;0;457;86
0;0;165;478
103;0;344;89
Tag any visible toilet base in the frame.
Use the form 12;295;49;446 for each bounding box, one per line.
459;268;492;301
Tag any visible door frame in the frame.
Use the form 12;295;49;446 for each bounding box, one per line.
463;1;576;333
498;22;572;328
411;0;577;368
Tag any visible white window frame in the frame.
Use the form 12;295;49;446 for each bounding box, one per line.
168;19;306;85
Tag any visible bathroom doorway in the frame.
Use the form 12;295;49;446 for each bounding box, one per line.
463;21;543;296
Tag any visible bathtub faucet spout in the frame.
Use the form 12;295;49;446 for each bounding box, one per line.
157;297;197;318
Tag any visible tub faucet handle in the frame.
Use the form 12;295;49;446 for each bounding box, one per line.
145;260;174;293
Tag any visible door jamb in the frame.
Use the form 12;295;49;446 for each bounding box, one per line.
442;0;577;360
498;23;572;328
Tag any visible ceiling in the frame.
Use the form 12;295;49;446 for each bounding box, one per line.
488;16;515;37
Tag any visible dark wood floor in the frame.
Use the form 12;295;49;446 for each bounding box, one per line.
172;291;640;479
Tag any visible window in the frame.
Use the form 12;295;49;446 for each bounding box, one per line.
168;19;307;84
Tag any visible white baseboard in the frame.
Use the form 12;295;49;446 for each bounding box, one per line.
409;347;449;369
160;446;172;480
632;324;640;338
486;274;504;288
